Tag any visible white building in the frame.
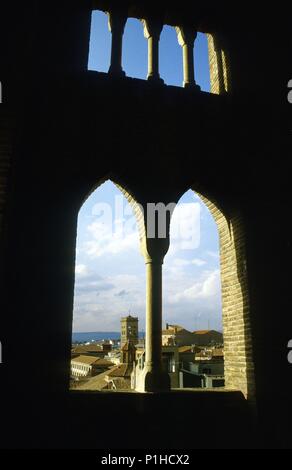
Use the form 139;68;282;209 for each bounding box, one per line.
71;355;114;379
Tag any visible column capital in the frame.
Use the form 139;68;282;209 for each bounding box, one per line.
142;18;164;40
176;26;197;48
107;10;127;34
144;256;164;266
140;237;169;266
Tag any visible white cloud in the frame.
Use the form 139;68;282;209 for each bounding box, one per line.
167;269;221;304
73;271;146;331
73;264;222;332
75;264;89;276
169;203;201;253
172;258;206;267
192;259;207;267
172;259;190;267
84;221;140;257
162;268;222;331
206;250;220;259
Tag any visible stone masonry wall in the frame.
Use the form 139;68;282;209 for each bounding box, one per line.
207;34;230;94
198;193;255;399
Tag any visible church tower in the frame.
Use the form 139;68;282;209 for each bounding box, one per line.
120;315;139;348
121;340;136;365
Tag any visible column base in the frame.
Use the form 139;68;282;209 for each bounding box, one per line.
108;67;126;78
142;369;171;393
183;82;201;91
147;75;165;85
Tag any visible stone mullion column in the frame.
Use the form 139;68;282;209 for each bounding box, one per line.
142;19;164;83
145;259;163;376
176;26;200;89
143;253;170;392
137;201;171;392
108;11;127;77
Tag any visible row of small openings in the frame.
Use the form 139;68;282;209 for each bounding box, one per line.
88;11;211;92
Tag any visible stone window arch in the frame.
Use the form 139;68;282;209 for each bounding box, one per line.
71;177;255;400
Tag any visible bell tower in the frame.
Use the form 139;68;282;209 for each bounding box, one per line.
120;315;139;348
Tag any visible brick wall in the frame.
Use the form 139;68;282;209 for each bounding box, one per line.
207;34;231;94
197;192;255;400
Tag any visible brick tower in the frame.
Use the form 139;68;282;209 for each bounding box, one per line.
120;315;139;348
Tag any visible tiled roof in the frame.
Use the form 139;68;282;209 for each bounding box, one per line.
72;355;115;367
95;358;115;367
193;330;211;335
164;327;194;336
74;370;110;391
193;330;222;335
107;364;133;378
72;344;103;353
71;355;101;366
75;365;133;391
109;378;132;390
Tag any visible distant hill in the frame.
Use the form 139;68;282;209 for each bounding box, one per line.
192;330;223;346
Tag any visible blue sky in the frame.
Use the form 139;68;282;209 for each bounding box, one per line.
72;12;221;333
